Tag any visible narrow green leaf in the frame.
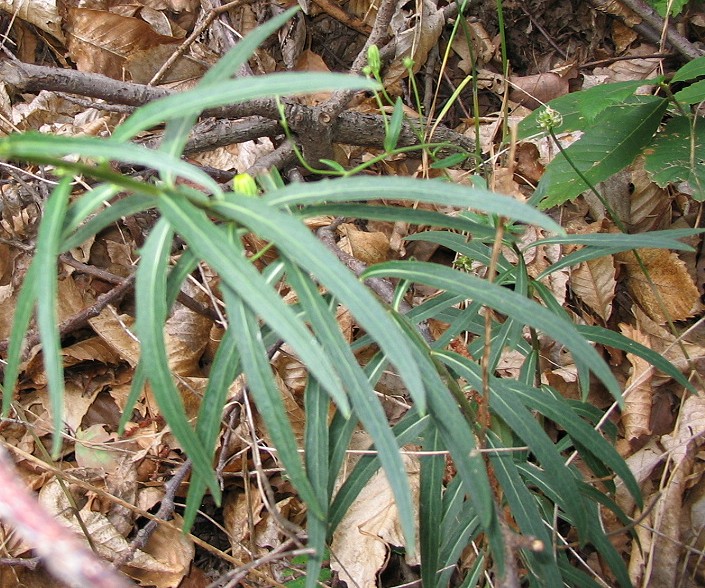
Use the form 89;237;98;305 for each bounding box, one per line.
505;382;641;504
223;285;324;519
420;424;444;587
437;350;589;535
3;260;39;416
62;194;155;251
487;434;562;587
157;196;349;415
578;324;697;395
184;325;241;530
327;411;358;500
391;315;498;534
286;261;417;549
61;183;122;242
529;228;703;252
365;261;622;402
112;74;379;142
210;196;427;413
534;97;668;208
119;360;146;434
0;133;223;198
384;97;405;152
35;178;72;456
328;411;428;533
304;379;329;588
135;219;219;496
299;203;498;238
263;176;564;234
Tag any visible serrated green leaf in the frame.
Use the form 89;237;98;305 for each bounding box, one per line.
518;81;662;139
673;55;705;83
534;97;668;208
643;114;705;200
675;78;705;104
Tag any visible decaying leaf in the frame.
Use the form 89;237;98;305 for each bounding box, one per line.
570;255;616;322
620;324;653;441
616;248;701;323
331;453;420;587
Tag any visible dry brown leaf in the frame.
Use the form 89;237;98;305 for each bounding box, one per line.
165;300;213;378
342;224;390;265
126;514;195;588
223;485;264;562
273;349;308;396
0;0;64;42
451;19;494;73
65;8;203;82
629;157;672;233
385;0;444;85
508;73;570;110
570;255;616;322
616;248;701;323
331;454;420;587
89;307;141;366
620;324;653;440
294;50;332;104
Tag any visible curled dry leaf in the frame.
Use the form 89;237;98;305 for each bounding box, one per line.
615;248;701;323
385;0;444;85
0;0;64;42
342;223;391;265
629;157;672;233
331;453;420;587
620;324;653;441
570;254;616;322
508;73;570;110
451;19;494;73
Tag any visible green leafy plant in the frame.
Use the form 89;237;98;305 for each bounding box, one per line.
1;7;698;588
519;56;705;208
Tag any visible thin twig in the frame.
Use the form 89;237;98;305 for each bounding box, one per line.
113;460;193;567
